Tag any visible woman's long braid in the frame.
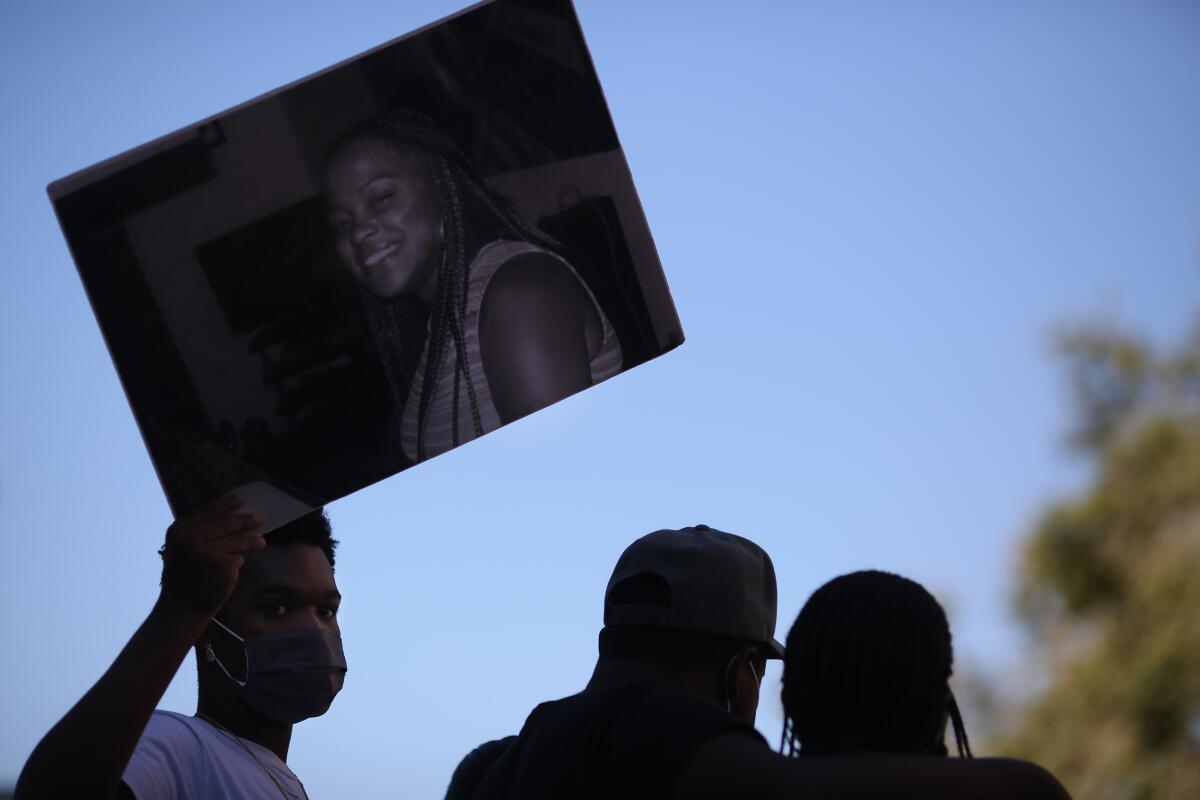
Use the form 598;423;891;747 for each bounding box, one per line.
461;177;562;254
780;715;798;758
420;154;484;457
948;691;973;758
449;160;482;447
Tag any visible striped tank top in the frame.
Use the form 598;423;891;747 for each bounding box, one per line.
400;240;623;463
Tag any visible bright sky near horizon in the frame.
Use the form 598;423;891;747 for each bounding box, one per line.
2;0;1198;796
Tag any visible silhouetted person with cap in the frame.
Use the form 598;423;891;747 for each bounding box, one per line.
446;525;1071;800
446;524;778;799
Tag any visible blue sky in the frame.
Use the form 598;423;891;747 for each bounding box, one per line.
2;0;1197;796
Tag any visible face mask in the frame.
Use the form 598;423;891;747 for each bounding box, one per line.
208;617;348;724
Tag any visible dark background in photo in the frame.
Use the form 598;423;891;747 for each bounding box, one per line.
49;0;683;518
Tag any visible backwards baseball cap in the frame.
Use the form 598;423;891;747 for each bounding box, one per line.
604;525;785;659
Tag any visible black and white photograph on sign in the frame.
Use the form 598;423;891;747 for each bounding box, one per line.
49;0;683;523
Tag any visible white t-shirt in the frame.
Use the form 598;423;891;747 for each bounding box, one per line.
122;710;306;799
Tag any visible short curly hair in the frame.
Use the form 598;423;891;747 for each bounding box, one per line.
159;508;338;570
265;509;337;568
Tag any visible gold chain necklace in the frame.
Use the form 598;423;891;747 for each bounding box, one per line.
194;713;309;800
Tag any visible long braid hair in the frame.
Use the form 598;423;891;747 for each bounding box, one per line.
779;570;972;759
325;110;558;462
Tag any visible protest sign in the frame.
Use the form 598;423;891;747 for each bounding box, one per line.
49;0;682;523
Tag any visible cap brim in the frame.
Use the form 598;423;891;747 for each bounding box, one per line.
765;638;785;660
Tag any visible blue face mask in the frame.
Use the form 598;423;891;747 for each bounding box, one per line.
208;618;348;724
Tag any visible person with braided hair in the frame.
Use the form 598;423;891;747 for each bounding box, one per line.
780;570;973;759
321;110;622;464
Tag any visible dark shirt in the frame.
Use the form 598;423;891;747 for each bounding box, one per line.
445;736;517;800
451;685;766;800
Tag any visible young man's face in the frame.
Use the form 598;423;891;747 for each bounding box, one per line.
208;543;341;676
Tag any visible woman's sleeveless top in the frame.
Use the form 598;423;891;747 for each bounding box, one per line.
400;240;623;463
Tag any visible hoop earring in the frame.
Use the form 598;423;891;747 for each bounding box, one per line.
203;642;216;663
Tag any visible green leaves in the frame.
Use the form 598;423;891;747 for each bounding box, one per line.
1000;315;1200;799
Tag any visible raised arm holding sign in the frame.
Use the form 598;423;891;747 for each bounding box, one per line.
15;498;345;800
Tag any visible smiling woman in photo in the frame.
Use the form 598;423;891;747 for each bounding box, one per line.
321;110;623;464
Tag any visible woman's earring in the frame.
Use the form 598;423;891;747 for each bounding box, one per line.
203;642;216;663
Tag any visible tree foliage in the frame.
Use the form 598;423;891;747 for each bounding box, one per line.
1001;317;1200;799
